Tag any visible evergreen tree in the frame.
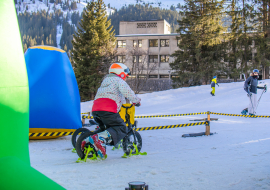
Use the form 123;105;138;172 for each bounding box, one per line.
170;0;227;87
71;0;116;101
238;0;254;78
225;0;243;81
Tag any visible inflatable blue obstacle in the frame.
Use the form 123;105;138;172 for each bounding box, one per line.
25;46;81;139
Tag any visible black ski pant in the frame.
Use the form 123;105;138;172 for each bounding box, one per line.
92;111;128;146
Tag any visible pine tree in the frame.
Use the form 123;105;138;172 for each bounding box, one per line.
238;0;254;78
225;0;244;81
254;0;270;79
71;0;116;101
170;0;227;87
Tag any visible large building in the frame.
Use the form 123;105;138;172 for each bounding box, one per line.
115;19;179;79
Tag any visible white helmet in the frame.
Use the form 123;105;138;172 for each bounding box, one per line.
109;62;130;80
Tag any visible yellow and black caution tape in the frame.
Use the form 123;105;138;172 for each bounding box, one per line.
29;131;74;137
134;112;207;118
82;115;94;119
82;112;207;119
81;112;90;115
135;121;207;131
29;121;207;137
210;112;270;118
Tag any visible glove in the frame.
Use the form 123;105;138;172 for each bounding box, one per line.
217;84;219;87
133;102;141;107
264;84;267;93
247;93;252;97
244;87;249;94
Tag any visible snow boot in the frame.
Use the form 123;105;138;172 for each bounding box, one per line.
241;108;248;115
210;92;215;96
88;130;112;159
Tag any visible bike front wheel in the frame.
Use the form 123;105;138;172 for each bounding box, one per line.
122;131;142;156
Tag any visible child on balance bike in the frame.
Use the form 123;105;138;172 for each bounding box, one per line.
81;63;141;159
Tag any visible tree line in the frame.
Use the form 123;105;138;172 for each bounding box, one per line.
18;10;58;52
170;0;270;87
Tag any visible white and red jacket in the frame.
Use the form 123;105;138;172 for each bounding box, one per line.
92;74;141;113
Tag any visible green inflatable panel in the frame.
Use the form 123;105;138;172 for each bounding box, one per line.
0;1;65;189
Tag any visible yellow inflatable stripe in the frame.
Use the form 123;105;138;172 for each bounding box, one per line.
29;45;65;53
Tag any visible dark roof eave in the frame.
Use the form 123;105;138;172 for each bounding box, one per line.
116;33;179;37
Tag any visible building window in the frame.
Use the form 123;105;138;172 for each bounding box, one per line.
149;55;158;63
160;75;169;78
137;23;146;28
133;40;137;47
138;40;142;47
171;75;179;78
133;56;137;63
138;55;142;63
127;75;136;78
147;22;157;28
160;39;169;47
138;75;147;78
177;39;181;46
149;75;158;78
160;55;170;63
149;39;158;47
117;55;126;63
117;40;126;48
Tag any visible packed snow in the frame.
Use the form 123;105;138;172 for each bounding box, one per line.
29;80;270;190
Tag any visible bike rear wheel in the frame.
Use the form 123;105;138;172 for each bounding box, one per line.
71;127;90;148
75;131;96;159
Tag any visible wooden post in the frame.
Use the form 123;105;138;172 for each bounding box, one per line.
205;111;210;136
82;115;85;125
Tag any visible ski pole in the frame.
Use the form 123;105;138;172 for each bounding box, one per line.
256;88;266;111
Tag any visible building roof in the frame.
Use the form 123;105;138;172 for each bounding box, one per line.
116;33;179;37
120;19;169;23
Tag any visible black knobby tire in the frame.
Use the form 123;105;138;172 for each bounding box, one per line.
75;131;95;159
71;128;90;148
122;131;142;156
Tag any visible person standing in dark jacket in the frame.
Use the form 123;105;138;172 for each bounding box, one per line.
241;69;265;115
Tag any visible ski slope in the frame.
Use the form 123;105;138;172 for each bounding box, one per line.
29;80;270;190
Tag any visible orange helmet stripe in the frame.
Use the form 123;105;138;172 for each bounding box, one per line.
110;63;122;69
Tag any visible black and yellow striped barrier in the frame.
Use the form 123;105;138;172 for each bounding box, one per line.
134;112;207;118
81;112;207;119
210;112;270;118
29;131;74;138
135;121;207;131
82;115;94;119
81;112;90;115
81;111;270;119
28;122;207;137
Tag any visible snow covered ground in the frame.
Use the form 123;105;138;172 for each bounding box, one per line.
29;80;270;190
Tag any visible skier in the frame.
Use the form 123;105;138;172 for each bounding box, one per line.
241;69;266;115
210;76;219;96
82;63;141;159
